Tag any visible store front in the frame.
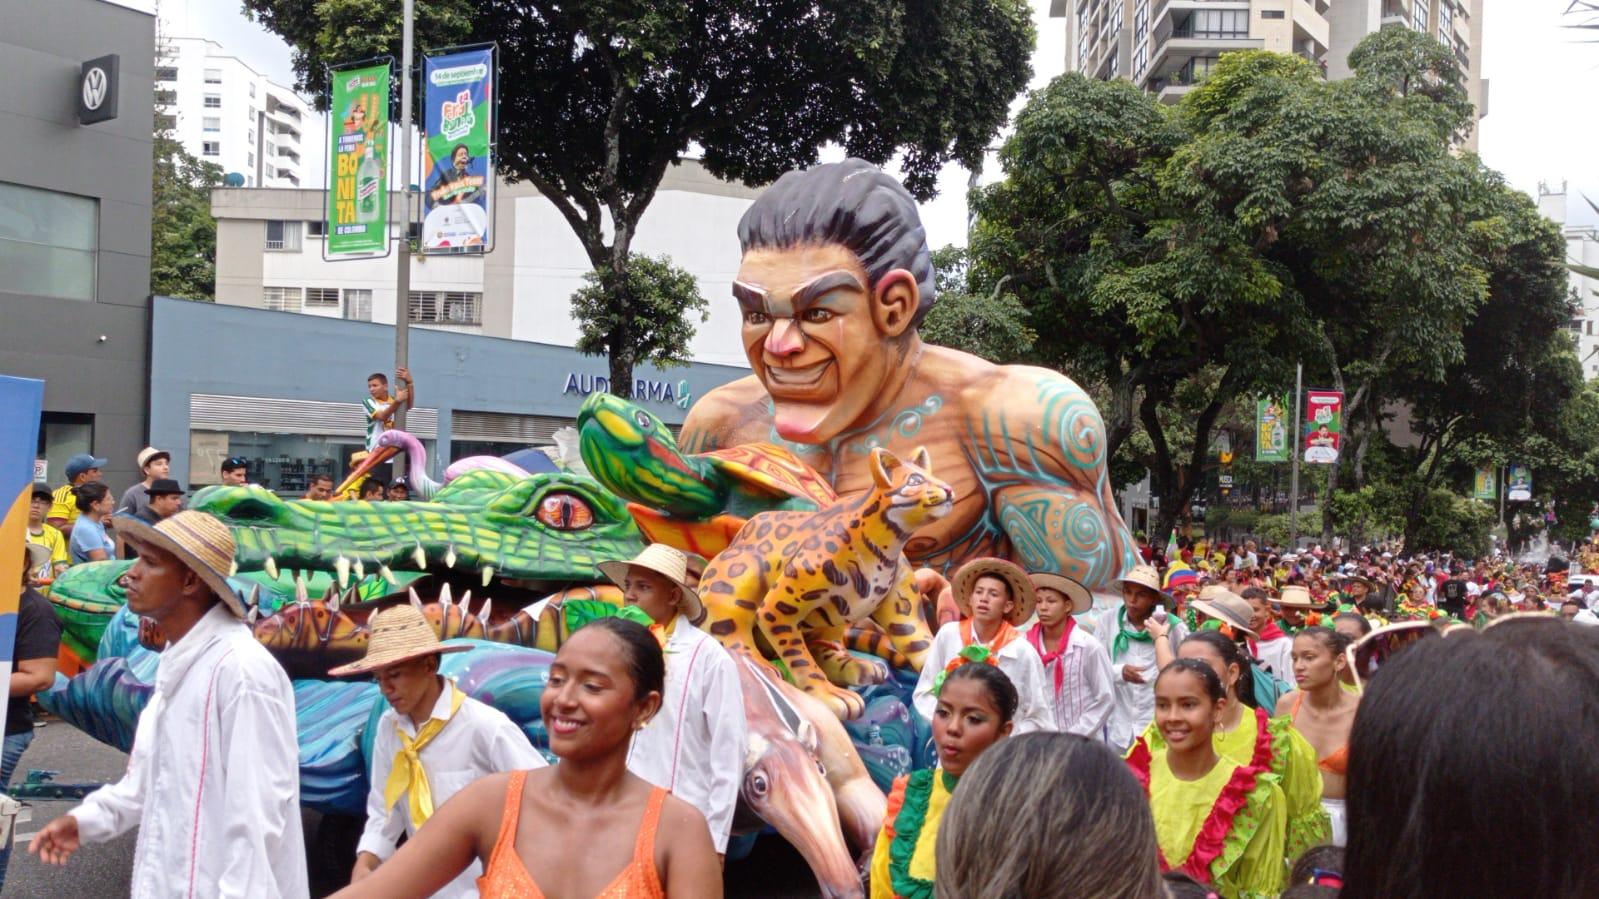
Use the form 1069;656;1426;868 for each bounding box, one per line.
148;297;747;490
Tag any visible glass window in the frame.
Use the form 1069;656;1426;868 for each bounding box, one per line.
1438;2;1452;39
1413;2;1429;31
1134;0;1149;42
202;117;221;132
155;114;177;131
155;66;178;82
1262;9;1285;18
202;141;220;156
154;89;177;107
262;286;302;312
343;289;372;322
249;83;257;98
204;94;222;108
305;287;340;308
1134;44;1149;80
204;68;222;84
264;220;302;251
1184;9;1249;39
408;291;483;325
247;151;255;167
306;220;327;237
0;181;98;301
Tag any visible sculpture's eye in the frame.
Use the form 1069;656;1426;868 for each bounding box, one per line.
536;493;595;530
744;311;770;326
634;409;654;431
749;772;769;797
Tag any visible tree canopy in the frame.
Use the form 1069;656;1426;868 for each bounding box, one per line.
150;133;223;300
244;0;1035;395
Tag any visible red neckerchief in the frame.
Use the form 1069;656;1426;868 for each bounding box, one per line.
1027;617;1077;695
961;619;1020;654
1246;620;1287;656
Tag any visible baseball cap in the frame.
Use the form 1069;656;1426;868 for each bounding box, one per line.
147;478;184;497
64;453;108;480
220;456;248;473
31;483;52;501
136;446;171;469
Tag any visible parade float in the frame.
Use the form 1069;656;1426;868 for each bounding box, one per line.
40;159;1136;897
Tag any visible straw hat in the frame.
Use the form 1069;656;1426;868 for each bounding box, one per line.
952;557;1036;624
1277;585;1323;609
116;511;245;617
1030;572;1093;615
1116;564;1171;602
597;544;704;621
24;542;51;573
1189;585;1257;636
328;603;467;676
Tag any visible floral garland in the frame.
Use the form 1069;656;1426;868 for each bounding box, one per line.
883;769;954;899
1125;741;1263;885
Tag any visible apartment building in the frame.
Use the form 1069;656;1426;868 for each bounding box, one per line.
1539;183;1599;380
155;35;313;187
1055;0;1486;145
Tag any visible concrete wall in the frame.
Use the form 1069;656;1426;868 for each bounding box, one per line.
0;0;155;490
149;296;751;482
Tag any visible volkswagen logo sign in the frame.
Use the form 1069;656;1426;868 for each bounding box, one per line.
78;54;120;124
82;67;108;110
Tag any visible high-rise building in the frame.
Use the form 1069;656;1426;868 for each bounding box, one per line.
1055;0;1486;146
1539;182;1599;380
154;35;312;188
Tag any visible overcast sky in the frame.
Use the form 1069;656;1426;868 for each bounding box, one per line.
125;0;1597;241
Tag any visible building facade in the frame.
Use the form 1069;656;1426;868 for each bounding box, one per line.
149;296;747;493
0;0;155;490
212;160;757;369
1055;0;1486;146
156;35;312;188
1539;183;1599;380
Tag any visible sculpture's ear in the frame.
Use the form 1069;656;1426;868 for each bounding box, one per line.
910;446;931;472
870;269;919;338
869;447;900;489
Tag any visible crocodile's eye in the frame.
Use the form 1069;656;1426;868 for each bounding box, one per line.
634;410;653;431
536;493;594;531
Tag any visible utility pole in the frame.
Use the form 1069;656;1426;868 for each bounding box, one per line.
1289;363;1303;548
392;0;414;479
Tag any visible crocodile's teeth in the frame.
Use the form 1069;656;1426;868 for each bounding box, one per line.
380;565;397;586
439;582;453;610
327;590;341;614
481;565;494;587
353;559;366;581
229;560;238;577
320;585;336;605
264;556;280;581
246;584;260;611
247;605;259;624
459;589;472;612
408;586;423;610
412;544;427;570
294;574;309;606
335;556;351;589
477;597;493;624
445;545;457;568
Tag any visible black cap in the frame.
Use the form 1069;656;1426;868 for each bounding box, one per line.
31;482;53;501
220;456;248;472
148;478;185;496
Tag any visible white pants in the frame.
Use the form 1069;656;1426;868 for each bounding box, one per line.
1323;797;1347;847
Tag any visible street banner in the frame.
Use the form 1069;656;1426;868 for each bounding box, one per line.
1303;389;1343;464
421;46;495;253
1255;395;1290;462
1507;463;1533;502
1473;467;1497;501
326;61;390;257
0;375;46;740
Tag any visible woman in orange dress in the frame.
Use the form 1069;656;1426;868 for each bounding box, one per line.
332;617;723;899
1274;626;1358;846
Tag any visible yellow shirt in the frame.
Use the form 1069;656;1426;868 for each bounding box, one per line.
869;769;955;899
1149;752;1285;899
26;524;69;579
49;484;80;526
1214;710;1327;857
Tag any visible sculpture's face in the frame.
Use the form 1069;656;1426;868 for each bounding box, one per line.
734;243;910;443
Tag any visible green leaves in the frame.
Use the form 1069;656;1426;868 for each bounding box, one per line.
151;134;223;300
571;253;707;372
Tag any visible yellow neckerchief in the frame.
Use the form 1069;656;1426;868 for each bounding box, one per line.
383;679;467;830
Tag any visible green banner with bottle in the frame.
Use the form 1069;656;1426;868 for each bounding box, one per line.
1473;466;1496;501
326;62;390;256
1255;395;1290;462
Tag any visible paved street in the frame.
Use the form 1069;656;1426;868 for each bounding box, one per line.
3;718;831;897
